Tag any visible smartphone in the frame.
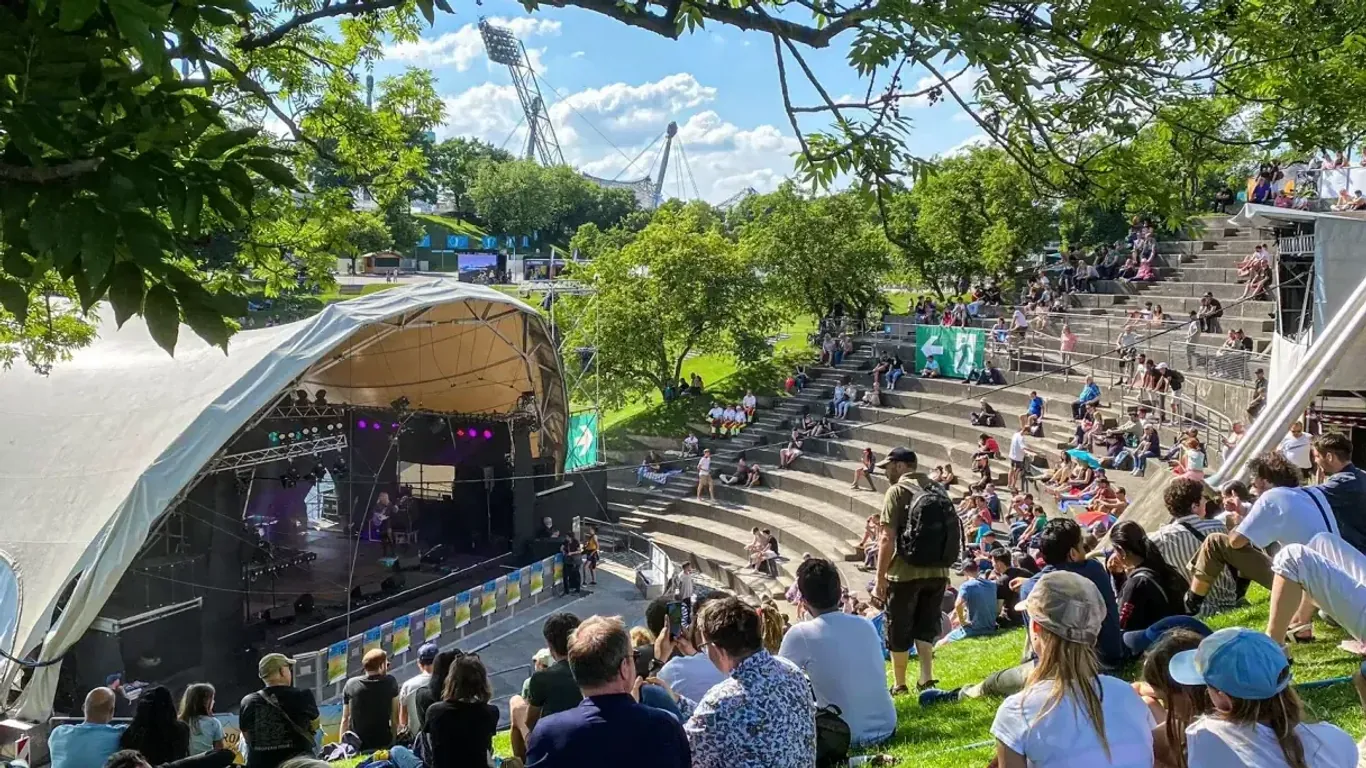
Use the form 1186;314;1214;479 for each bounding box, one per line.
666;600;689;638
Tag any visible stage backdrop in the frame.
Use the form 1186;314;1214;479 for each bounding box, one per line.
913;326;985;379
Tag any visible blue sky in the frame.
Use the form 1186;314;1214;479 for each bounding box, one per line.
376;1;986;203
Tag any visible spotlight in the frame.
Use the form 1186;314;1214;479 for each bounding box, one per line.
358;419;368;429
372;422;381;430
280;468;301;488
268;432;280;444
467;430;476;440
314;389;328;405
483;429;493;439
456;429;466;437
309;466;328;483
327;424;335;431
429;417;447;435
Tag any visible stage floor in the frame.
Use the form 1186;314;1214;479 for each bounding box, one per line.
246;528;490;643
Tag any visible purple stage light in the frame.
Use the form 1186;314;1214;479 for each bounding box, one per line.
392;422;400;429
467;429;477;439
483;429;493;439
372;422;381;430
358;420;367;429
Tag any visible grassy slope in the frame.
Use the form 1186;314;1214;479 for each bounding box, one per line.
415;213;488;238
872;584;1364;766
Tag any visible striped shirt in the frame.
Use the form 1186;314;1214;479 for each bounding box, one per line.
1150;515;1238;615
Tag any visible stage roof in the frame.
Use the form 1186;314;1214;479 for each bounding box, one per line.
0;280;567;716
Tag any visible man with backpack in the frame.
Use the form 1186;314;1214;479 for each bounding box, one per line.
871;447;959;695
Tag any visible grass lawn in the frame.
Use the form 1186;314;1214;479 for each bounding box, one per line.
869;584;1364;766
414;213;488;238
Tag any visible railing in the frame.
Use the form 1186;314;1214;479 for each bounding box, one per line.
1114;389;1237;468
574;515;677;599
866;317;1268;386
1277;234;1315;256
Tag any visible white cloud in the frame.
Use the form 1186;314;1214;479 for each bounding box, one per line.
944;133;988;157
435;73;795;203
571;50;586;58
384;17;561;72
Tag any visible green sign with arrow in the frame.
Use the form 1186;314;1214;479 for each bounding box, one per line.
565;412;601;472
913;325;985;380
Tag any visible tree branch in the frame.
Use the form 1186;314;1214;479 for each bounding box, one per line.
540;0;868;48
237;0;408;51
0;158;103;183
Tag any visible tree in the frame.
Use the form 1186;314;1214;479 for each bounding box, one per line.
470;160;562;237
427;138;515;215
905;147;1053;292
556;203;777;406
739;184;892;320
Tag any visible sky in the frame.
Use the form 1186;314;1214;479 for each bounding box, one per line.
375;1;987;204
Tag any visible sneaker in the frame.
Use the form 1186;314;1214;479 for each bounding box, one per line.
918;687;962;707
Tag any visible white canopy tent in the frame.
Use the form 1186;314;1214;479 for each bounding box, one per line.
0;280;566;717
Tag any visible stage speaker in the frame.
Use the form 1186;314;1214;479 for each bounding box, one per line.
293;593;315;615
380;572;406;593
419;544;447;566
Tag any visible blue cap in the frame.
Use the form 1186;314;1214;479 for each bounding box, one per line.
1169;628;1291;700
418;642;440;663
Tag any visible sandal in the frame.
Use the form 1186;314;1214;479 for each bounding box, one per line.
916;678;940;692
889;684;910;696
1287;622;1315;644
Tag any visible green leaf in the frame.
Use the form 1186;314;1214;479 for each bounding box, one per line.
57;0;100;30
164;178;187;231
81;229;115;286
182;294;233;350
205;188;242;227
416;0;435;24
144;283;180;354
194;128;259;160
3;247;34;280
27;205;62;255
185;190;203;238
220;162;256;207
108;261;145;328
108;0;164;70
72;266;111;312
0;278;29;324
242;158;301;190
120;213;167;268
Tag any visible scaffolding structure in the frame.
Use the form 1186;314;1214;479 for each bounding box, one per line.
479;18;565;167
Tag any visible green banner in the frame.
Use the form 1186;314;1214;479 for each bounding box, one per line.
913;326;986;380
565;411;601;471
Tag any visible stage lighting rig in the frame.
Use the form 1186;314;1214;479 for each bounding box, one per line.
280;467;301;488
390;396;411;416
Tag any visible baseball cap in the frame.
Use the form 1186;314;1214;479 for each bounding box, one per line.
418;642;440;664
1169;627;1291;700
876;446;918;468
258;652;295;679
1017;571;1105;645
1158;362;1169;371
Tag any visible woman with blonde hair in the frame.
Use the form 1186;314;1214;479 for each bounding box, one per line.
991;571;1156;767
1169;628;1356;767
177;683;225;754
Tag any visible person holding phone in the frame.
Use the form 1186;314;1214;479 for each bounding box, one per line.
647;594;726;703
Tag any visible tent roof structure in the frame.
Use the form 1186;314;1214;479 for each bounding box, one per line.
0;280;566;716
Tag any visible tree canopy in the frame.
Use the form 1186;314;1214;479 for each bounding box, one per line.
556;202;777;406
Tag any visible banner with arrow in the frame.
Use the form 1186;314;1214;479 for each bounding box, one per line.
565;411;601;471
914;326;986;380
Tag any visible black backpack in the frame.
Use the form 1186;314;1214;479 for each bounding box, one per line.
896;481;962;568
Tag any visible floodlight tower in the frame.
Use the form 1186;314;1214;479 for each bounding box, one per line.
479;18;565;167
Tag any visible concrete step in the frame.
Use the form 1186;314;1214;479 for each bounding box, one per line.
1145;282;1261;301
1069;292;1275;317
642;529;789;600
1169;266;1244;284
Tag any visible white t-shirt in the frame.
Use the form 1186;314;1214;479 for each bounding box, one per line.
1010;433;1028;462
1236;486;1337;548
657;652;727;704
1013;309;1028;329
708;407;724;420
1185;717;1357;768
992;675;1155;768
698;456;711;473
742;395;757;409
723;408;737;422
399;671;431;726
778;611;897;747
1278;432;1314;469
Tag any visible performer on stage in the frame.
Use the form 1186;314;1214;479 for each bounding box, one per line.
582;525;600;586
370;492;398;558
560;532;583;595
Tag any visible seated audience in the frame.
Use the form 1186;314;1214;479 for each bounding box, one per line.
239;654;320;768
1133;629;1212;767
178;684;225;755
648;594;727;703
861;378;883;407
989;572;1157;768
525;616;690;768
971;399;1003;427
778;558;897;747
510;613;583;757
50;687;126;768
339;650;399;751
885;356;905;389
1151;479;1238;617
707;403;725;437
1169;629;1357;767
423;654;501;768
120;686;190;765
673;597;817;767
681;433;700;457
938;561;999;645
778;430;804;469
852;447;877;491
741;390;757;418
921;354;942;378
1107;522;1210;658
1072;375;1102;420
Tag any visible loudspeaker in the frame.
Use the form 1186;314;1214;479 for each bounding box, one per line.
380;572;406;593
293;593;315;615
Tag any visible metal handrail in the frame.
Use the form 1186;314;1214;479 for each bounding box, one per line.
574;515;677;597
1114;389;1236;468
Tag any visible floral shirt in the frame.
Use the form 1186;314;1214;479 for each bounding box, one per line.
678;650;815;768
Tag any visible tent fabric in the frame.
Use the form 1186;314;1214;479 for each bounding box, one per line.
0;280;566;717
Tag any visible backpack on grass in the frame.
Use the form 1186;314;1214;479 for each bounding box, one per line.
896;482;961;568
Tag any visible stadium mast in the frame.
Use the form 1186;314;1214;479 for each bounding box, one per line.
479;18;565;166
651;122;678;209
